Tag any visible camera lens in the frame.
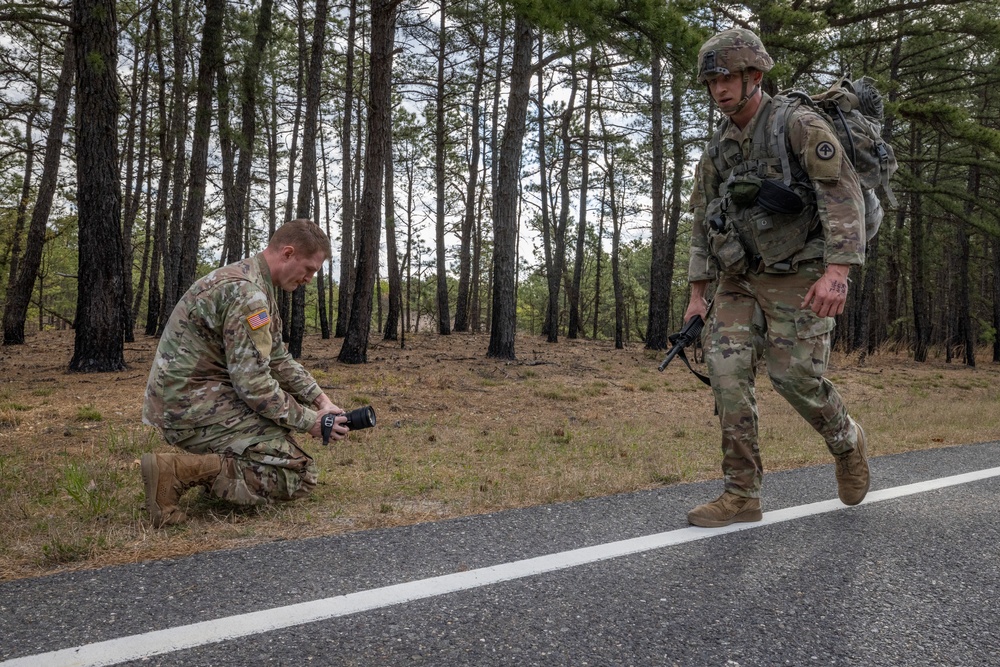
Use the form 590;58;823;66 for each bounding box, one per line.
343;405;376;430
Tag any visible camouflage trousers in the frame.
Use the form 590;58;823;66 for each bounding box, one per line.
161;411;318;506
706;262;858;498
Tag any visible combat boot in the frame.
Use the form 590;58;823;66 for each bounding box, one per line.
141;453;223;528
687;491;762;528
835;419;869;506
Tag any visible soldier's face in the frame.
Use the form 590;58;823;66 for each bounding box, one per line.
706;72;745;115
274;247;326;291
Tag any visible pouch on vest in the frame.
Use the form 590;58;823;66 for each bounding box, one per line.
757;179;806;215
728;176;762;208
709;226;748;275
706;199;748;275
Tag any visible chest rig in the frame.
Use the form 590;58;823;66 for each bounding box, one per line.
707;97;820;270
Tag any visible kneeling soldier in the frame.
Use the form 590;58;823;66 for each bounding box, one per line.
141;219;349;527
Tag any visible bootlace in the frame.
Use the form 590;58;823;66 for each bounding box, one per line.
836;450;863;476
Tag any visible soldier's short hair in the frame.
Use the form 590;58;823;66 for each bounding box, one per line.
268;218;331;259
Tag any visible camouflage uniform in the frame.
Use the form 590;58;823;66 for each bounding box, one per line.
689;92;866;498
143;253;321;505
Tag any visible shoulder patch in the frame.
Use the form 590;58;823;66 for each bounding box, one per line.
246;309;271;331
816;141;837;160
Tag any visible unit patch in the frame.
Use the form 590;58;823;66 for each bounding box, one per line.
816;141;837;160
246;309;271;330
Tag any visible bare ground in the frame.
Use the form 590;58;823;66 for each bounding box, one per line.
1;329;998;581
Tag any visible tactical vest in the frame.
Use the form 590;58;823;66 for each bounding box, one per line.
707;97;822;270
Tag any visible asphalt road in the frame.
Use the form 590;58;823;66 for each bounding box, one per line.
2;440;1000;667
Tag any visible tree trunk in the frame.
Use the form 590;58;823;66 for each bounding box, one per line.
176;0;224;295
454;25;486;333
127;30;153;328
552;47;578;343
662;71;684;336
3;32;74;345
336;0;359;338
314;181;330;338
598;109;624;350
471;127;487;333
4;89;38;303
69;0;126;372
910;131;929;362
857;232;879;362
993;235;1000;363
487;14;533;360
384;146;403;342
158;0;191;331
133;156;154;325
321;115;336;336
645;48;670;350
145;0;170;336
568;49;596;340
593;176;606;339
338;0;396;363
404;153;416;334
216;64;236;268
955;160;978;367
267;74;279;240
226;0;273;264
433;0;452;335
121;27;152;341
537;34;555;342
288;0;329;359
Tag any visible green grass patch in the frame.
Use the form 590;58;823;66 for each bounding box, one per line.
105;425;160;459
59;462;125;519
76;405;103;422
42;533;106;566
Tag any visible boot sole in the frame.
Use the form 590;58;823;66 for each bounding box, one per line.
688;507;763;528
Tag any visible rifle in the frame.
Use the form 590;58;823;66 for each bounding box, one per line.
657;315;711;386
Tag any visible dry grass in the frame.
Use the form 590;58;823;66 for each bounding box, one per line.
1;329;998;582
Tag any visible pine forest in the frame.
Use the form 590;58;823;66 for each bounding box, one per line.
1;0;999;368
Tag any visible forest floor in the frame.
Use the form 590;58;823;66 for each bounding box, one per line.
1;328;999;582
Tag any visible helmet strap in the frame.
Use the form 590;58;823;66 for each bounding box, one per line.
733;71;760;113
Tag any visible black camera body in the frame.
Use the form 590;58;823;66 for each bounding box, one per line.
321;406;376;445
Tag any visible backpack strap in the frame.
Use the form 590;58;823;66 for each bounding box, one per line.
708;118;730;181
877;142;899;207
769;94;810;187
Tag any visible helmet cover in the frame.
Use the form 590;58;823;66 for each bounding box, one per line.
698;28;774;84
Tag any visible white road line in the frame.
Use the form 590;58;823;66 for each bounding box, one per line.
5;466;1000;667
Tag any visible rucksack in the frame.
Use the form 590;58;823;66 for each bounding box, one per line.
773;77;898;241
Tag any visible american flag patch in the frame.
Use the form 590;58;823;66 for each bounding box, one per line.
246;309;271;330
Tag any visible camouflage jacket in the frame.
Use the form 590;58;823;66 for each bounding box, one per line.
143;254;321;433
689;93;866;282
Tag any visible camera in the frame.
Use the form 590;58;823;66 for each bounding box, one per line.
321;406;376;445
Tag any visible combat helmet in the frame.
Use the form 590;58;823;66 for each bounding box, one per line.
697;28;774;84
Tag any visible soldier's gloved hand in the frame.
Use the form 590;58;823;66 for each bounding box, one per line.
309;408;348;443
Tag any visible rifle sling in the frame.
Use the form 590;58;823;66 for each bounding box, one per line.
676;348;712;387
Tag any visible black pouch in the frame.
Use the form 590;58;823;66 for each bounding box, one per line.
756;179;806;215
